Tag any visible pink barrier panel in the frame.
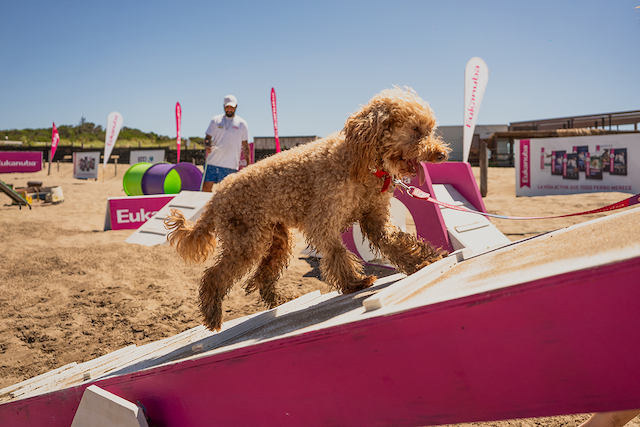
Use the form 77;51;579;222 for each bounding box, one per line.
425;161;487;213
0;151;43;173
105;195;175;230
343;162;486;258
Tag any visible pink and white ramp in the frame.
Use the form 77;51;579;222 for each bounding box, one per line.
2;208;640;426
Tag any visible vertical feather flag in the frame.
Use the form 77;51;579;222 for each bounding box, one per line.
176;102;182;163
104;111;123;170
51;122;60;159
48;122;60;175
463;57;489;163
271;88;281;153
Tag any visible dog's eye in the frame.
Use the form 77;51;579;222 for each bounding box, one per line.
412;127;419;132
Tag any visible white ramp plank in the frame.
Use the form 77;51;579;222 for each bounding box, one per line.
130;290;325;369
432;184;511;254
126;190;212;246
362;251;463;312
15;345;138;399
10;365;83;399
0;362;77;402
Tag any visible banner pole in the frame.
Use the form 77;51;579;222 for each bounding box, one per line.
176;102;182;163
271;88;280;153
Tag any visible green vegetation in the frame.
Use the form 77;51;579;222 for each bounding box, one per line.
1;117;205;149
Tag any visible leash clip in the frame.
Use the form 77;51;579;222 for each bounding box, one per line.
392;178;430;199
392;178;415;194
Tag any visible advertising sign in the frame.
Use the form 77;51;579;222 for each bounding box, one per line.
515;134;639;196
104;194;175;230
73;151;101;180
176;102;182;163
271;88;281;153
238;142;254;170
463;57;489;163
51;123;60;159
129;150;165;164
104;111;123;169
0;151;43;173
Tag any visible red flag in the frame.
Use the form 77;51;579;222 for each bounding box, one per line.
270;88;280;153
176;102;182;163
51;122;60;159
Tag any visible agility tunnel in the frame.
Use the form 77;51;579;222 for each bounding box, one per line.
122;162;202;196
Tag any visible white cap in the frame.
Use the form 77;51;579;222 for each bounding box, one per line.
223;95;237;108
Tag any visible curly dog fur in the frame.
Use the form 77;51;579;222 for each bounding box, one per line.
165;87;451;330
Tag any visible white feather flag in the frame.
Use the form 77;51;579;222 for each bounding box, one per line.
463;57;489;163
104;111;123;169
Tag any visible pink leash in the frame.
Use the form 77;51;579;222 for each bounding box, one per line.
392;179;640;220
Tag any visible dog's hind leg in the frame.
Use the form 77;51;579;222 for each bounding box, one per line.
199;240;266;331
244;223;294;308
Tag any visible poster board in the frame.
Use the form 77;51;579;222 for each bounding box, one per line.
515;134;639;196
129;150;165;165
238;142;254;170
104;194;175;231
0;151;43;173
73;152;100;180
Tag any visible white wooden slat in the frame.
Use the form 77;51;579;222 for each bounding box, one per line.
362;253;461;312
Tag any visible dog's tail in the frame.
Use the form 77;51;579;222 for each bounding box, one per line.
164;209;217;264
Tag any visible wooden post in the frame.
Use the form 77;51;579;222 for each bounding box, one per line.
479;140;488;197
47;150;52;175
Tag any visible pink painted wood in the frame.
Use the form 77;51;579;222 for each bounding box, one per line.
344;162;487;256
392;165;452;252
425;161;487;214
342;165;453;255
3;257;640;427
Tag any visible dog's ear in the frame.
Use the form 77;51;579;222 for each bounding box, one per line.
343;99;391;183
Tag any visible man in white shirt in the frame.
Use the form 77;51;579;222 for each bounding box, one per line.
202;94;251;192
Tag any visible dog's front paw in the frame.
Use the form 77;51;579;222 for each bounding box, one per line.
410;247;449;273
342;275;377;294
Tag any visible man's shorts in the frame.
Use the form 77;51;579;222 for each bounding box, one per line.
204;165;237;184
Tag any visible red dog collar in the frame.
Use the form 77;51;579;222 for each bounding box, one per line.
372;169;391;193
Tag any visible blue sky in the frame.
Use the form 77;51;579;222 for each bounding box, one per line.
1;1;638;142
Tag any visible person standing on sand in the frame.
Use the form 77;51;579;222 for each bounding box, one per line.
201;94;251;192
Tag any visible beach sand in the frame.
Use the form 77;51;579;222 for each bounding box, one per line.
0;162;637;427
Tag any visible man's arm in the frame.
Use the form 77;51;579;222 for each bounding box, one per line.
242;140;251;166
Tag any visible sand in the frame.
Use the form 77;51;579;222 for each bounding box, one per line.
0;162;637;427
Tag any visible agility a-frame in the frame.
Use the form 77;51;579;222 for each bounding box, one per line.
2;206;640;426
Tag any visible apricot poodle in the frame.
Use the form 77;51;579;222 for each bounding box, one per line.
165;87;450;331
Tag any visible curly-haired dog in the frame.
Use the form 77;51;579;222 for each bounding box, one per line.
165;87;450;331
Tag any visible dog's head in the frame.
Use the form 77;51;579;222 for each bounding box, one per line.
343;86;450;185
